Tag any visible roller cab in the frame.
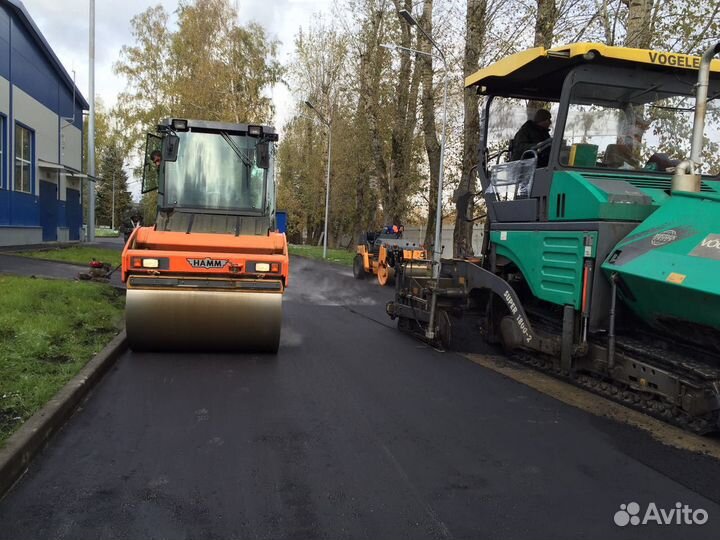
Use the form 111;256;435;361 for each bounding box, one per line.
122;119;288;353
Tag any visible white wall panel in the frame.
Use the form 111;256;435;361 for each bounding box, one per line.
13;86;59;163
0;77;9;115
13;86;59;195
0;78;8;189
60;123;81;170
0;227;42;246
402;226;486;258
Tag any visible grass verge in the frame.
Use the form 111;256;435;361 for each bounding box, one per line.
95;229;119;238
16;246;122;268
289;244;355;266
0;276;124;446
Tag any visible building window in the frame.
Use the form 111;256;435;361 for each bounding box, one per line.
14;124;33;193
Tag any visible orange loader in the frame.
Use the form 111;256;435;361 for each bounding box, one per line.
122;119;288;352
353;229;427;286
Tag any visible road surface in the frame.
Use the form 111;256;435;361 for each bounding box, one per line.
1;256;719;539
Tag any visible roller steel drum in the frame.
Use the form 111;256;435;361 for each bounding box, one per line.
126;289;282;352
404;261;432;278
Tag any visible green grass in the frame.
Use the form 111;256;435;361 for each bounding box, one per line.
95;229;119;238
0;276;124;446
289;244;355;266
17;246;122;268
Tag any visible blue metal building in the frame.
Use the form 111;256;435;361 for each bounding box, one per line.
0;0;88;246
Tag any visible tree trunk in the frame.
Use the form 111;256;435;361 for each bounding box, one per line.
358;6;389;224
623;0;654;49
526;0;557;118
420;0;442;248
357;2;422;229
388;0;422;225
453;0;487;259
621;0;654;160
534;0;557;48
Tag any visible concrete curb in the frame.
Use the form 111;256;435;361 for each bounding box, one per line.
0;330;128;500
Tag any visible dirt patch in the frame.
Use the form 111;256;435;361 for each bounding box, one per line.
0;408;22;437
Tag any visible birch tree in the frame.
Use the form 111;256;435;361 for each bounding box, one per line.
418;0;442;246
453;0;488;258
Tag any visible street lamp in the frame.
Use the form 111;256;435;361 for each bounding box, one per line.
386;9;448;341
111;170;115;231
88;0;96;242
305;100;332;259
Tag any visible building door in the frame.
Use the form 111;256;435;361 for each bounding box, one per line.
66;188;81;241
39;180;58;241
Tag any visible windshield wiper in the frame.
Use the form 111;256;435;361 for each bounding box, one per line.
220;131;253;168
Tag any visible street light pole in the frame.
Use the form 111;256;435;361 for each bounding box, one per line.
323;129;332;259
394;8;449;341
111;170;115;231
87;0;96;243
305;100;332;259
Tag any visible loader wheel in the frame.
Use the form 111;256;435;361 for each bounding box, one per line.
353;254;366;279
377;262;395;286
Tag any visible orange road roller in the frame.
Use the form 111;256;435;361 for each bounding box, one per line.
353;229;427;286
122;118;288;352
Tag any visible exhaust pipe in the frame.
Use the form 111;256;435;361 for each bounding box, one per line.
672;41;720;193
672;160;700;193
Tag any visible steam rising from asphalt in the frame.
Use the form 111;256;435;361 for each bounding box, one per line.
287;260;380;307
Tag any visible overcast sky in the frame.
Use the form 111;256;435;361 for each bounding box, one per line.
28;0;334;130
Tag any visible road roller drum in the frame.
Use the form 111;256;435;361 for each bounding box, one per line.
126;286;282;352
122;118;288;353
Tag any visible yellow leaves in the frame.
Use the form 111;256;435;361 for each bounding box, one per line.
113;0;281;159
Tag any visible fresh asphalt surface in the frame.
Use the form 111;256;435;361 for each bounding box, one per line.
2;256;720;539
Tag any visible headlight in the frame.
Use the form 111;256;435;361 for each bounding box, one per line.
131;257;167;269
255;262;270;272
171;118;188;131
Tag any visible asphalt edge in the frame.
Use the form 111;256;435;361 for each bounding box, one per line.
288;251;353;270
0;330;128;500
0;252;114;269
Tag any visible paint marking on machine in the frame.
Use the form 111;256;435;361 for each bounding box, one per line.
503;290;533;343
187;258;229;269
651;229;677;247
666;272;687;285
689;234;720;260
647;51;701;69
